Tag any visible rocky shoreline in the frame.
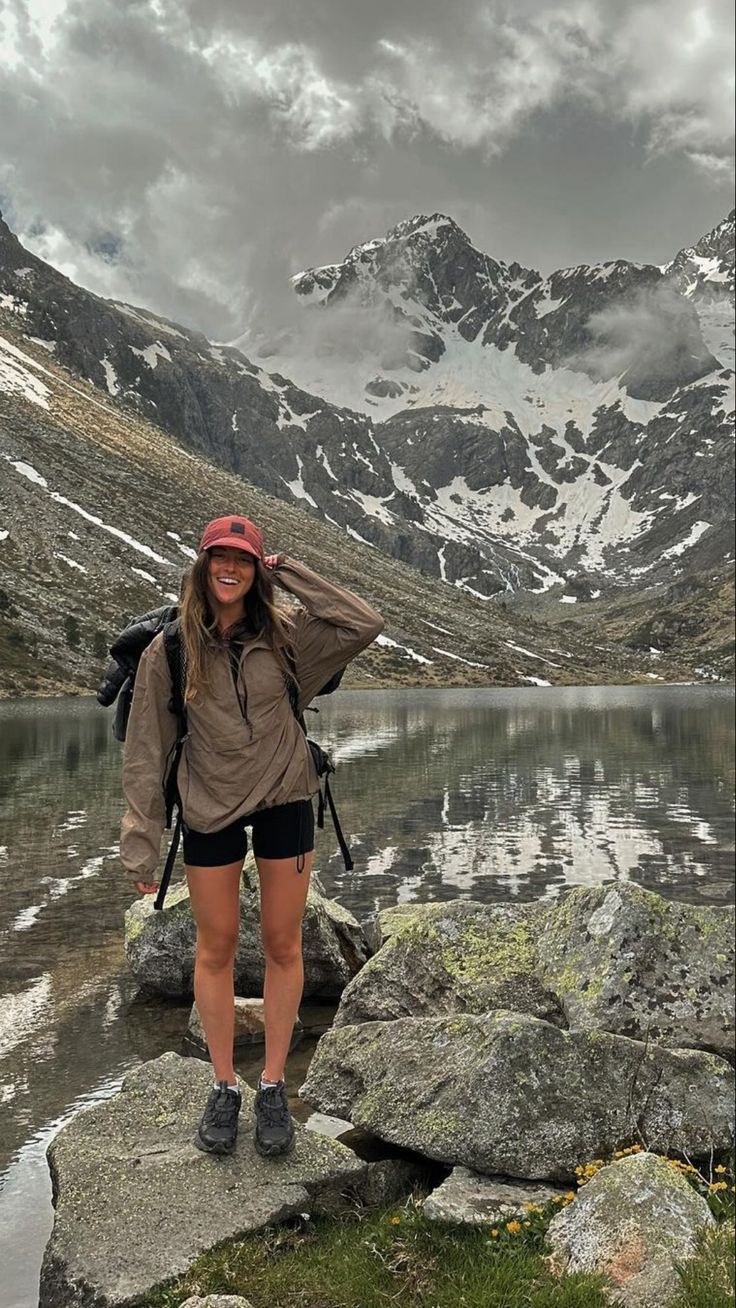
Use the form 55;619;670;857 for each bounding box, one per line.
39;872;735;1308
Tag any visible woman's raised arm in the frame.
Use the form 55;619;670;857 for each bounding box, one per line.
269;556;383;711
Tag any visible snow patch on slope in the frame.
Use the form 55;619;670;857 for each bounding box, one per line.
0;335;51;408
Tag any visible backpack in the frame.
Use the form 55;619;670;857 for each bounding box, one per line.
97;606;352;910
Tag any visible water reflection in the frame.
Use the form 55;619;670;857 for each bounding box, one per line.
310;686;735;908
0;685;733;1307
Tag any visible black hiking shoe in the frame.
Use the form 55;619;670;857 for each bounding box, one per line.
253;1080;295;1157
194;1080;242;1155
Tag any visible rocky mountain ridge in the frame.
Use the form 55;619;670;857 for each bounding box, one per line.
1;321;729;695
1;208;732;612
279;210;721;404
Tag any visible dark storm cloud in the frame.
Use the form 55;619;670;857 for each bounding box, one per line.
0;0;733;340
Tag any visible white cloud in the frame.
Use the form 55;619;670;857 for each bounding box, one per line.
610;1;734;173
0;0;732;338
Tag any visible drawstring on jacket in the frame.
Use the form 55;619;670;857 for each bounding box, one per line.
226;640;253;740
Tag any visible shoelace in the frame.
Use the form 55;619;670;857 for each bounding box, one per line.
256;1085;290;1127
207;1088;241;1128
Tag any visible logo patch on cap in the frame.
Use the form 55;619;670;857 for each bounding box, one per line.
230;521;245;534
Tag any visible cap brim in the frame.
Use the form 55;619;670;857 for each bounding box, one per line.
205;535;260;557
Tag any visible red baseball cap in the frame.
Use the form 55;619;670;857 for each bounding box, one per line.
199;515;264;559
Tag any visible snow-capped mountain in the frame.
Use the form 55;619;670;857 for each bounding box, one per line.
239;210;733;600
663;210;735;372
1;208;733;609
244;211;721;413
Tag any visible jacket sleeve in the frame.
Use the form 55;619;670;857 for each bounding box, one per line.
119;634;177;881
271;557;384;712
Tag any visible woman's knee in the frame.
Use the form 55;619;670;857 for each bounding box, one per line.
261;931;302;969
196;930;239;970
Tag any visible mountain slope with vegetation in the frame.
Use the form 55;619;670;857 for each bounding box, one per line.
1;324;722;697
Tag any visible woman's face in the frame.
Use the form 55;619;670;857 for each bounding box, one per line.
207;546;257;609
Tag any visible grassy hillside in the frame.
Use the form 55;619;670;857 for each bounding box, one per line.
0;322;731;696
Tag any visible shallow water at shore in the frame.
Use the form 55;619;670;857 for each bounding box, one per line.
0;684;733;1307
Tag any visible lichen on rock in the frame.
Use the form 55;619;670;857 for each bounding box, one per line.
546;1151;716;1307
536;884;735;1057
332;899;562;1028
300;1012;735;1180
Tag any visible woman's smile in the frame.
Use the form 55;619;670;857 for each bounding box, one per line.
208;547;256;610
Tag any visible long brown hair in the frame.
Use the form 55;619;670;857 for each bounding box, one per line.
179;551;297;704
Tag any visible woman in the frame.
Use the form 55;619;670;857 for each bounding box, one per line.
120;514;383;1158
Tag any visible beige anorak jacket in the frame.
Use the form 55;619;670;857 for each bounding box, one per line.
120;557;383;880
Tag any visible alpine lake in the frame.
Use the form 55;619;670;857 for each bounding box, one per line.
0;683;734;1308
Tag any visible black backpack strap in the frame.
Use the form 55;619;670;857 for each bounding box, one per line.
155;623;188;911
154;810;182;912
323;775;353;872
306;738;353;871
282;646;305;729
283;649;353;873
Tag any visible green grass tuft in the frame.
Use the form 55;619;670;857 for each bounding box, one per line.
136;1156;736;1308
671;1224;736;1308
139;1197;610;1308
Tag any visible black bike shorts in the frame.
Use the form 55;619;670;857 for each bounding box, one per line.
182;799;314;868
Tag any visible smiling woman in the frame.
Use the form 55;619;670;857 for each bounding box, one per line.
118;510;384;1160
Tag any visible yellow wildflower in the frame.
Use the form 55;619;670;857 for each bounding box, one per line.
391;1216;401;1225
506;1220;522;1234
490;1228;500;1238
565;1192;576;1201
524;1221;532;1228
714;1165;727;1174
709;1181;728;1192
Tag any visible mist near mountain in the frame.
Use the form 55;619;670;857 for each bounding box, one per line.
1;203;733;689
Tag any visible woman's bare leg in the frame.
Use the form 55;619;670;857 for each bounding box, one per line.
186;859;244;1084
256;852;313;1083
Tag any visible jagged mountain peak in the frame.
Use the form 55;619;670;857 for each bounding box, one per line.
384;212;469;244
279;206;725;413
662;210;734;298
293;211;482;304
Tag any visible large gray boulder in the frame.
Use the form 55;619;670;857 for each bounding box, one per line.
125;864;371;1000
40;1051;366;1308
536;884;735;1059
333;900;562;1028
331;885;735;1060
546;1152;716;1306
300;1012;735;1181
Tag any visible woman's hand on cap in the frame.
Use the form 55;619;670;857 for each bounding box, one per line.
264;553;283;569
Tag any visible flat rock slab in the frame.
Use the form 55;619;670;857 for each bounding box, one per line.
40;1052;366;1308
300;1012;735;1180
304;1111;355;1140
180;1300;255;1308
547;1152;715;1307
424;1167;563;1225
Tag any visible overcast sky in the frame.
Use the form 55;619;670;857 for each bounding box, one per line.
0;0;733;339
